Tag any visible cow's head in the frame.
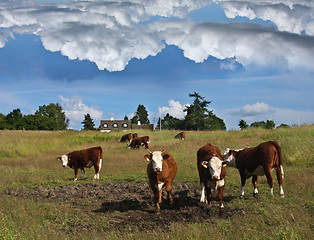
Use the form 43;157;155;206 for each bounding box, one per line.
144;150;167;173
58;154;68;167
201;155;228;181
223;148;237;167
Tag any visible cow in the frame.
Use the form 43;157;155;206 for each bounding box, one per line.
119;133;133;143
129;136;150;149
57;146;103;181
144;150;177;212
197;143;228;208
175;131;186;140
223;141;284;198
132;133;138;139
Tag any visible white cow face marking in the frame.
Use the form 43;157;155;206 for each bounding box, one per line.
208;156;224;180
151;151;163;172
223;148;237;167
60;155;68;167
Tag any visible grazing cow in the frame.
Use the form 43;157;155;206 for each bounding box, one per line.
119;133;133;143
132;133;138;139
197;143;228;208
129;136;150;149
223;141;284;198
58;146;103;181
144;150;177;212
175;131;186;140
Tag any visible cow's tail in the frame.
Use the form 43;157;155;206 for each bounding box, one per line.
273;141;284;179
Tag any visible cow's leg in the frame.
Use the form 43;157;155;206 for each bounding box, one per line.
239;170;246;198
74;168;78;181
217;185;225;208
206;187;212;206
200;182;206;203
252;175;258;197
93;162;100;180
165;182;173;204
157;188;163;211
264;167;274;195
275;165;285;198
81;168;87;179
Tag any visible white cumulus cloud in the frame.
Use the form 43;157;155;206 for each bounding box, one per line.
0;0;314;71
157;99;188;120
59;95;103;129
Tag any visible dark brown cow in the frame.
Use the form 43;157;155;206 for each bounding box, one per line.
144;150;177;212
197;143;228;208
58;146;103;181
223;141;284;198
119;133;133;143
175;131;186;140
129;136;150;149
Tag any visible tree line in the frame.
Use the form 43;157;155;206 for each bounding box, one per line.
1;92;284;131
0;103;69;130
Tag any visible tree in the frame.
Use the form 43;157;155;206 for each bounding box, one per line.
155;113;183;130
5;108;24;130
250;121;266;128
124;115;129;120
183;92;225;131
35;103;69;130
131;104;149;124
0;113;8;130
265;120;275;129
238;119;249;130
81;114;95;130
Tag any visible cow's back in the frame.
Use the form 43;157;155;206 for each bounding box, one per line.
236;141;280;171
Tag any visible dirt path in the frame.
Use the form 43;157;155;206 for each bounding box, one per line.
3;182;244;231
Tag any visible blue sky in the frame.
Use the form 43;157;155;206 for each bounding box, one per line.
0;0;313;130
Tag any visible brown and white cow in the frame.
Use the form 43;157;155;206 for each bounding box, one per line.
175;131;186;140
197;143;228;208
119;133;133;143
58;146;103;181
223;141;284;198
129;136;150;149
144;150;177;212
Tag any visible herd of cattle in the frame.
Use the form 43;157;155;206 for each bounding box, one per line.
58;131;285;212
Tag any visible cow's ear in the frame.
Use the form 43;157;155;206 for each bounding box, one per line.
162;154;170;160
144;154;151;162
222;161;229;167
57;157;61;161
201;161;209;168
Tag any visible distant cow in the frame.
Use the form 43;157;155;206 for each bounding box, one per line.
197;143;228;208
223;141;284;198
129;136;150;149
144;150;177;212
58;146;103;181
119;133;133;143
175;131;185;140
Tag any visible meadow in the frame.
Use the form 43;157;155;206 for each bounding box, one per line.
0;126;313;239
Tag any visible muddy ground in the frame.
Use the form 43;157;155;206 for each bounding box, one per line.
3;182;244;232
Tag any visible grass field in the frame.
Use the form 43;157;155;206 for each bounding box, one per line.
0;126;313;239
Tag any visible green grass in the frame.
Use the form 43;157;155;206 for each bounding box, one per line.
0;126;313;239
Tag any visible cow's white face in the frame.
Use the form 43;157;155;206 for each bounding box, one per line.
151;151;163;172
202;156;225;180
60;155;68;167
208;156;224;180
223;148;237;167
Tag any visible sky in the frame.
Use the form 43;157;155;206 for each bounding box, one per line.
0;0;313;130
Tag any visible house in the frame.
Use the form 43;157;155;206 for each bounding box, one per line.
99;119;154;132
